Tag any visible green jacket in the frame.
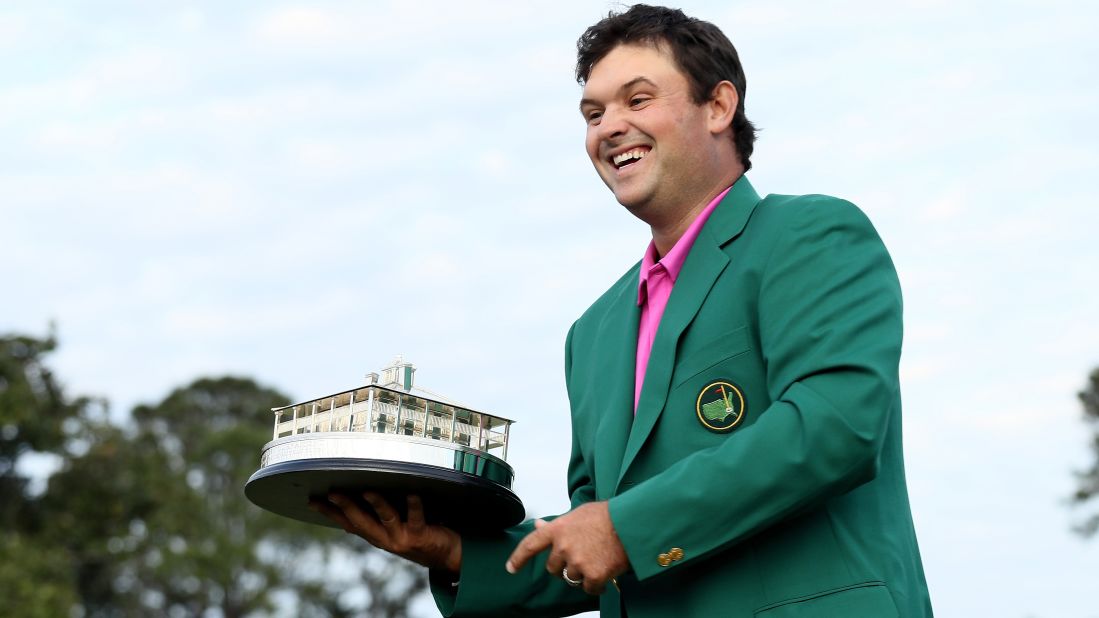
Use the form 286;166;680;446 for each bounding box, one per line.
433;177;932;617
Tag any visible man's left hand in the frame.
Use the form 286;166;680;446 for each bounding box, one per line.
505;501;629;595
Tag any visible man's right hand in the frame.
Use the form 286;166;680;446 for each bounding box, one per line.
310;492;462;574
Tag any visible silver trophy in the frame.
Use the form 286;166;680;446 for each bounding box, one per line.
245;357;524;532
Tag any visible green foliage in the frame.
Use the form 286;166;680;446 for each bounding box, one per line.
0;333;68;457
0;532;77;618
0;331;85;612
0;331;88;528
121;376;324;616
1072;367;1099;537
0;332;427;616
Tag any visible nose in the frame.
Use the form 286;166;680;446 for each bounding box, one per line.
595;106;628;142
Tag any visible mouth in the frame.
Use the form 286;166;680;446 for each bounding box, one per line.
608;146;651;170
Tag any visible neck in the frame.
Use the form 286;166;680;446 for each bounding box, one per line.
649;169;743;258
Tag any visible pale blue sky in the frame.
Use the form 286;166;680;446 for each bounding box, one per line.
3;2;1098;616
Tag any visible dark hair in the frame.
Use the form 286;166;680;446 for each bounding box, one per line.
576;4;757;170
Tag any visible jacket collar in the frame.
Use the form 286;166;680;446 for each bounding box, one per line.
615;175;762;488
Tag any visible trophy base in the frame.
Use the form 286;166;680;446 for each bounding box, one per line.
245;457;525;533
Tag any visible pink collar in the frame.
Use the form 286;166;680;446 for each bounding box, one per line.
637;185;732;304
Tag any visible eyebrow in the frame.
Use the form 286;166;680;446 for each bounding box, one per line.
579;76;659;111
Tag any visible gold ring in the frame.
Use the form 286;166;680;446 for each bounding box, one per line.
609;577;620;592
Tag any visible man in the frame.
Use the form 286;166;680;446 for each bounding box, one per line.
314;5;932;617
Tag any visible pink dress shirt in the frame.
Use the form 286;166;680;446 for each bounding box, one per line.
634;186;732;410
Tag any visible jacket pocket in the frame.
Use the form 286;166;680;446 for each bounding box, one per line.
672;325;751;388
754;581;899;618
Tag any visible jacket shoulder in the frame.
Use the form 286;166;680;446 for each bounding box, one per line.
751;193;879;236
571;261;639;331
751;192;870;226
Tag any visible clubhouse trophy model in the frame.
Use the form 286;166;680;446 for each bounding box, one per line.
245;357;524;532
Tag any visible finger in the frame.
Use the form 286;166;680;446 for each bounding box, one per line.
506;521;552;574
544;544;566;577
406;495;426;533
542;547;567;576
532;515;557;568
362;492;401;533
328;493;387;541
308;499;354;531
582;576;606;596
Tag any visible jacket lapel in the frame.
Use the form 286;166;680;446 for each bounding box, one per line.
592;271;641;499
616;177;762;487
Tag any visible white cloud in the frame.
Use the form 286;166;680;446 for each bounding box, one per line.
0;12;30;49
253;7;353;45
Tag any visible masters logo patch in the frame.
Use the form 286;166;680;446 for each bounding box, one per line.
695;380;746;433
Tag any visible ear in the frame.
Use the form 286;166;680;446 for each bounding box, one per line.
706;81;738;136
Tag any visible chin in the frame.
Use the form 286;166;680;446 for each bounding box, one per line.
613;191;652;218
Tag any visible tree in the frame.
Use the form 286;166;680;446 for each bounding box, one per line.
1072;367;1099;537
0;331;89;616
0;532;78;618
46;376;427;616
0;331;89;528
1;331;427;616
126;376;344;616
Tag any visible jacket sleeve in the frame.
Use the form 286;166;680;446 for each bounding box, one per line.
430;324;598;617
607;197;903;581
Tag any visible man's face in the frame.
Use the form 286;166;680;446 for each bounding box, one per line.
580;43;715;219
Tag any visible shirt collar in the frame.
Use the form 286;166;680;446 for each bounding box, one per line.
637;185;733;306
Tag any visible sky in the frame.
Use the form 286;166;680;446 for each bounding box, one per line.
2;1;1098;616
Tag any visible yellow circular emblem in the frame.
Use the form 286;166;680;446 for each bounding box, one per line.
695;380;746;433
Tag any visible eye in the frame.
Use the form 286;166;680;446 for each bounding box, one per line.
629;95;651;108
584;110;603;125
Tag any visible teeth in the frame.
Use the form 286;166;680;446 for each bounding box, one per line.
612;149;648;167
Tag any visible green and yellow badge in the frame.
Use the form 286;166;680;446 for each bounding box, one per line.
696;380;746;433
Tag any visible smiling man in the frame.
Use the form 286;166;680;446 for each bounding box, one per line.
315;5;932;617
578;42;744;256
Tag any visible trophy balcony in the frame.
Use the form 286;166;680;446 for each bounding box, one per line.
267;382;513;461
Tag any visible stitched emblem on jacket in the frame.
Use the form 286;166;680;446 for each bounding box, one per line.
695;380;746;433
